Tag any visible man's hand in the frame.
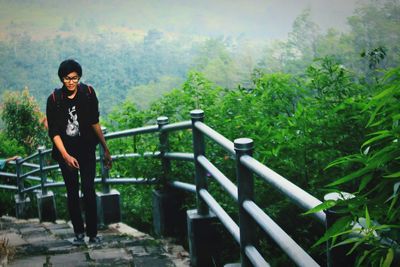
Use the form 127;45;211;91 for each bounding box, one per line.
64;154;80;169
103;149;112;169
6;155;19;163
92;123;112;170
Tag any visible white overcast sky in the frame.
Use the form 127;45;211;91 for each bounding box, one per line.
116;0;361;39
1;0;363;40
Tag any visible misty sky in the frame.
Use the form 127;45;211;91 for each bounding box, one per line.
141;0;360;38
0;0;362;40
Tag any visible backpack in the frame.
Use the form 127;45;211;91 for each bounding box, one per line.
51;83;93;110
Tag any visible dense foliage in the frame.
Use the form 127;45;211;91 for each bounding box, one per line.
0;1;399;266
309;67;400;267
100;52;398;265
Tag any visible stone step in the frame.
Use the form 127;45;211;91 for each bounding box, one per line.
0;216;189;267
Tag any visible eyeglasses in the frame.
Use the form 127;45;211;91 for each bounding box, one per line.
63;76;80;83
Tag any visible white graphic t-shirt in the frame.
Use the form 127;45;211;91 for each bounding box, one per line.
66;106;80;137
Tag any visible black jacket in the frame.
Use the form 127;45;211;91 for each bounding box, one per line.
46;83;100;161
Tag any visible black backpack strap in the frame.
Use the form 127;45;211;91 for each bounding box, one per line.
78;83;94;101
52;84;93;109
87;84;93;94
52;88;64;110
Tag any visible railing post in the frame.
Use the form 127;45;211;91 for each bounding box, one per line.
235;138;256;267
324;192;356;267
15;156;30;219
157;116;170;188
187;110;218;267
38;146;47;196
16;157;23;199
36;145;57;222
97;126;121;225
99;126;110;194
153;116;183;237
190;109;209;215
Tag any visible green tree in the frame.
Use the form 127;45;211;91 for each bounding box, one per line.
192;38;240;89
0;132;24;159
126;76;183;110
347;0;400;78
1;89;47;154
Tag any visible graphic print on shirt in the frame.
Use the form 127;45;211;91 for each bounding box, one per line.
66;106;80;137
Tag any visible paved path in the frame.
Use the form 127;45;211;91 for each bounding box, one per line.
0;216;190;267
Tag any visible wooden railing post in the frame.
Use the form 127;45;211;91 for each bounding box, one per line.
235;138;256;267
190;109;209;215
99;126;110;194
157;116;170;188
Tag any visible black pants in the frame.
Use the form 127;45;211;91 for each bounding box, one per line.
59;146;97;237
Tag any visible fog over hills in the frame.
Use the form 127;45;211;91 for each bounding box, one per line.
0;0;360;40
1;0;384;114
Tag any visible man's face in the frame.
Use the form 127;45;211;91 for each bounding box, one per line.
63;72;80;92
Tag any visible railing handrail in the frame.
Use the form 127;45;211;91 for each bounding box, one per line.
197;155;238;201
0;110;327;267
17;151;39;164
240;155;326;224
161;120;191;132
194;121;236;155
104;124;158;139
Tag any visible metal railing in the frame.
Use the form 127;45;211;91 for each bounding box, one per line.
0;109;328;267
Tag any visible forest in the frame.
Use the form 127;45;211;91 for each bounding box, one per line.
0;0;399;266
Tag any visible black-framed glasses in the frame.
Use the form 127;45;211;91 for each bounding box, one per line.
63;76;80;83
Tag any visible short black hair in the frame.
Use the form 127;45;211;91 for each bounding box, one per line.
58;59;82;82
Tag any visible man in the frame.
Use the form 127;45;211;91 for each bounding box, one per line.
46;59;112;245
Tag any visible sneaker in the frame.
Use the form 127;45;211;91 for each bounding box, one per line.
88;236;102;244
73;233;85;245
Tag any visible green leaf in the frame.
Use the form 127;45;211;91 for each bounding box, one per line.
362;132;392;148
331;228;362;241
302;200;336;215
358;174;373;191
356;250;371;267
347;239;364;255
386;182;400;203
325;155;365;170
372;224;400;231
331;237;360;248
369;147;398;168
383;171;400;178
367;130;392;136
327;167;371;187
365;102;384;126
392;114;400;121
372;87;394;101
382;248;394;267
387;195;398;220
369;118;388;127
312;216;351;248
365;206;370;228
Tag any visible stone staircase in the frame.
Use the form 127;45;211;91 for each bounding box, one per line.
0;216;190;267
